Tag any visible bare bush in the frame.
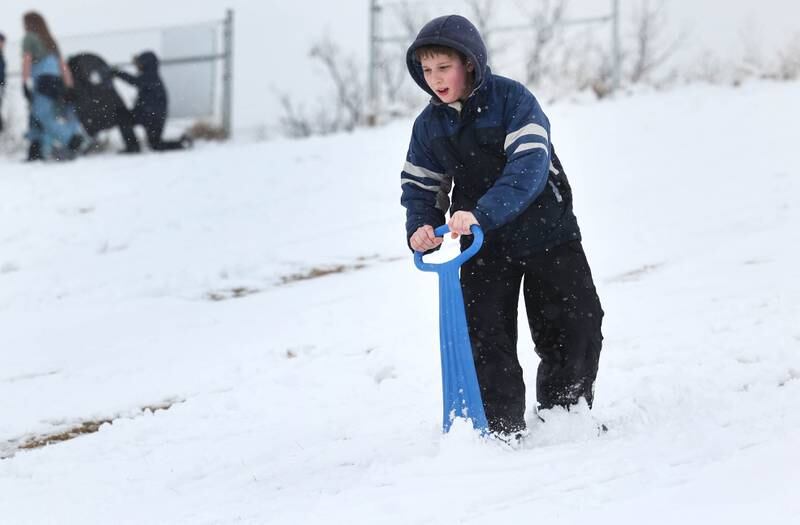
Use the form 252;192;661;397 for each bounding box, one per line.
585;48;616;99
775;34;800;81
691;31;800;86
186;120;228;141
277;36;365;138
379;2;430;116
523;0;568;87
277;95;315;139
687;50;727;85
628;0;683;84
310;36;365;131
465;0;498;59
516;1;617;100
734;25;766;80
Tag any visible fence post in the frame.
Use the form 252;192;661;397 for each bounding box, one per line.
222;8;235;138
612;0;621;92
367;0;380;126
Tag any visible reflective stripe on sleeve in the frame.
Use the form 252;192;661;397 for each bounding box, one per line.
514;142;549;156
504;123;549;151
403;161;446;182
401;178;440;192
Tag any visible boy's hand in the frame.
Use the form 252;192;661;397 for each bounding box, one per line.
410;225;443;252
447;211;479;238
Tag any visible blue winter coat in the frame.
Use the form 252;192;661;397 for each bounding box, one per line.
401;15;581;256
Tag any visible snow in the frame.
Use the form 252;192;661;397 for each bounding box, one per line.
1;80;799;524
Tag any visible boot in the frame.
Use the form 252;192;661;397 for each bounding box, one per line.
67;134;84;153
26;141;43;162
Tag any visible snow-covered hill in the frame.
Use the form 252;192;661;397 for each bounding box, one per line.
1;81;799;524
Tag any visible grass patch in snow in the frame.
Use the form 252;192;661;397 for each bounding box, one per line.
606;262;665;283
205;255;402;301
207;286;261;301
1;400;183;460
278;255;403;285
279;263;366;285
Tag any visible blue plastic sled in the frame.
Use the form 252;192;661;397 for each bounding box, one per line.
414;224;489;434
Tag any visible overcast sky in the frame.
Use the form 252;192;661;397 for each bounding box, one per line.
1;0;797;134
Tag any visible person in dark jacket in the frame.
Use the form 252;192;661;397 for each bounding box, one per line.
0;32;6;132
401;15;604;439
111;51;191;153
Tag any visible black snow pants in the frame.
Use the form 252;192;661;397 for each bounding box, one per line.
460;240;604;434
118;108;185;152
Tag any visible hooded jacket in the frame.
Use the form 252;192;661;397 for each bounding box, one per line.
113;51;168;126
401;15;581;256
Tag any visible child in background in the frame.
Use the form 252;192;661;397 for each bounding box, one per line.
112;51;192;153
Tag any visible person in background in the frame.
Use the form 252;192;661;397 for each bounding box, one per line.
21;11;85;160
0;32;6;133
112;51;192;153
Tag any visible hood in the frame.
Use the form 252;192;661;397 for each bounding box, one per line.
406;15;488;100
135;51;159;73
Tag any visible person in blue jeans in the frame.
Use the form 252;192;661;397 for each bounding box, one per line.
21;11;85;161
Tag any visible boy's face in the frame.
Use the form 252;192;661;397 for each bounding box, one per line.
420;53;474;104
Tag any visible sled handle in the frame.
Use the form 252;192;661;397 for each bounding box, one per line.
414;224;484;272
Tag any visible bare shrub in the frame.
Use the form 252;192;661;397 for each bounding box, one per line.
277;95;315;139
775;34;800;81
465;0;499;59
186;120;227;141
522;0;568;87
688;50;727;85
277;36;365;137
563;28;616;99
735;25;766;80
310;36;365;131
378;2;430;118
628;0;684;85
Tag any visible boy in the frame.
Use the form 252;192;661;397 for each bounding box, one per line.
401;15;604;438
111;51;191;153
